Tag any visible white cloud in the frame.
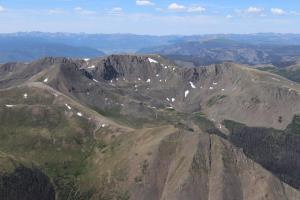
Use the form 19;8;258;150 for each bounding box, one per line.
226;14;233;19
74;7;96;15
168;3;206;13
290;11;300;16
168;3;185;11
0;5;6;12
111;7;123;12
74;7;83;11
49;8;64;14
246;7;263;13
108;7;123;16
187;6;206;13
271;8;285;15
136;0;154;6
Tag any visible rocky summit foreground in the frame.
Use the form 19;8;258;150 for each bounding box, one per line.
0;55;300;200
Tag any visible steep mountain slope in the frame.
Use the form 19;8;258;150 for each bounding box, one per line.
224;117;300;190
0;81;132;199
30;55;300;129
0;55;300;199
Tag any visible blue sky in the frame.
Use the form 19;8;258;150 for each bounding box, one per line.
0;0;300;35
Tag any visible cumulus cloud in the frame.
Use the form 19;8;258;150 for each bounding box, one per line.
168;3;206;13
74;7;96;15
246;7;264;13
109;7;123;15
187;6;206;13
168;3;185;11
290;11;300;16
271;8;285;15
0;5;6;12
136;0;154;6
111;7;123;12
226;14;233;19
48;8;64;14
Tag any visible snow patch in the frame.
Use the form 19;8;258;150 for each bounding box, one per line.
77;112;83;117
189;82;196;89
213;82;218;85
209;87;214;90
171;98;175;102
166;98;170;102
43;78;48;83
84;58;90;62
93;79;99;83
185;90;190;98
88;65;95;69
23;93;28;99
138;78;141;81
5;105;15;108
146;79;151;83
148;58;158;63
156;74;160;77
65;104;72;110
221;88;225;91
271;77;280;81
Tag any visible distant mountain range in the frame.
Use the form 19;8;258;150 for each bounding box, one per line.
140;38;300;67
0;37;105;63
2;32;300;65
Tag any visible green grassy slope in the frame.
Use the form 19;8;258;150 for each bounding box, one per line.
0;87;106;199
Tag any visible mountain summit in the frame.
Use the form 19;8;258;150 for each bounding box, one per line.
0;55;300;200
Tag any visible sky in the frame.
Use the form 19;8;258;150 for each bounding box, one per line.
0;0;300;35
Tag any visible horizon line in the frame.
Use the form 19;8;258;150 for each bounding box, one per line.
1;31;300;37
